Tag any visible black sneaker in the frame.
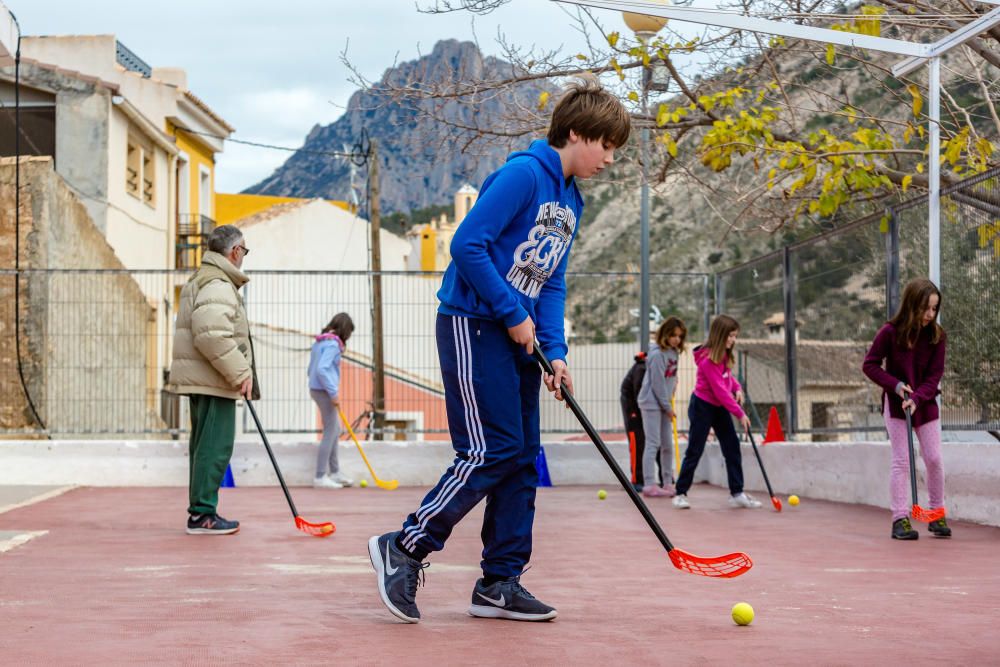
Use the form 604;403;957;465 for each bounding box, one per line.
186;513;239;535
891;517;918;540
928;517;952;538
368;532;427;623
468;576;557;621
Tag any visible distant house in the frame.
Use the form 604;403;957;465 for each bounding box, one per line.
0;35;234;435
10;34;234;272
406;184;478;271
737;313;875;440
229;198;448;440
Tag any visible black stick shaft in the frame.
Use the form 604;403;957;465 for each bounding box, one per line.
747;430;776;498
533;347;675;552
905;409;919;506
247;400;299;519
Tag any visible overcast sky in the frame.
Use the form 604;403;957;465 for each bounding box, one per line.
12;0;694;192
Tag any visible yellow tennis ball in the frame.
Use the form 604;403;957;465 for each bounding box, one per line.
360;479;368;488
597;489;607;500
732;602;754;626
788;495;800;506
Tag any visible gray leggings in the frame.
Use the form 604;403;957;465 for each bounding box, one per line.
640;407;675;486
310;389;341;477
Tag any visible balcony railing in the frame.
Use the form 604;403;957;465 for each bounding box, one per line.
175;214;216;269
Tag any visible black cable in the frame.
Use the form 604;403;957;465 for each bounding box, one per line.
175;126;371;164
10;12;47;433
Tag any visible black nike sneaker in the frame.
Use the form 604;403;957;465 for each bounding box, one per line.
891;517;918;540
368;532;427;623
928;517;952;538
468;576;557;621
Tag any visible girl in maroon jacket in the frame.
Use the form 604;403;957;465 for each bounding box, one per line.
863;278;950;540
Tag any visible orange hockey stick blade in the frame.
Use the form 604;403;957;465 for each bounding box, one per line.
771;496;783;512
668;548;753;578
296;516;336;537
911;504;945;523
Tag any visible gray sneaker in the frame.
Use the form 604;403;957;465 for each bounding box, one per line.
729;492;763;509
468;577;557;621
368;532;427;623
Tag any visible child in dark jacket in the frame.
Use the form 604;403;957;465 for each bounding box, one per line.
863;277;949;540
620;351;648;491
673;314;759;510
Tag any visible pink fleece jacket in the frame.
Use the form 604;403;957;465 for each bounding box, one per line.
692;346;745;419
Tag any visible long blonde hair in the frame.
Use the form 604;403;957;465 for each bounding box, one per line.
705;314;740;367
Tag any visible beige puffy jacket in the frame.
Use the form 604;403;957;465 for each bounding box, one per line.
168;251;259;400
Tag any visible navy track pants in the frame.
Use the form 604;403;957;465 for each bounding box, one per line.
400;314;542;579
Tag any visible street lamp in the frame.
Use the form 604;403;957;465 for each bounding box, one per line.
623;2;668;351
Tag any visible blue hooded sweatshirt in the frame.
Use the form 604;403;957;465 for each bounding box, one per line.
437;139;583;363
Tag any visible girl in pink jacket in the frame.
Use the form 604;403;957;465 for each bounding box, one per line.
672;315;759;510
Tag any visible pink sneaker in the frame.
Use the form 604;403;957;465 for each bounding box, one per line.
662;484;677;498
642;485;670;498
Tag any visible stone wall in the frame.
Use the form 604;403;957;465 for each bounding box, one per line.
0;158;161;435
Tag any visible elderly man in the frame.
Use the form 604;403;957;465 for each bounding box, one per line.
169;224;258;535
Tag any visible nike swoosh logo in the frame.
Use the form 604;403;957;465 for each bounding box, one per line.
477;591;505;607
385;541;399;575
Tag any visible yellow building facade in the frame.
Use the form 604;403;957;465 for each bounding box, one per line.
215;192;351;226
407;183;479;271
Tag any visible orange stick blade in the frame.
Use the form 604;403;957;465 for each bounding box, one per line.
771;496;783;512
296;516;336;537
668;548;753;578
911;504;945;523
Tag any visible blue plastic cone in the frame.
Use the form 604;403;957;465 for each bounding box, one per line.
535;446;552;487
221;463;236;488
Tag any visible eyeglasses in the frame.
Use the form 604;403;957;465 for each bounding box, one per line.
236;245;249;256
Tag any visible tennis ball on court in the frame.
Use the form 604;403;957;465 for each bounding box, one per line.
597;489;607;500
732;602;754;626
788;495;800;506
360;479;368;488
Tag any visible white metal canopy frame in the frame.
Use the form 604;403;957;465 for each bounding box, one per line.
554;0;1000;289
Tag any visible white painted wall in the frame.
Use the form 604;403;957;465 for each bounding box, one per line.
106;107;171;271
2;439;997;527
238;201;442;431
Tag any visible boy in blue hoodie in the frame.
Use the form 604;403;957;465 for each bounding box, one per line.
369;75;630;623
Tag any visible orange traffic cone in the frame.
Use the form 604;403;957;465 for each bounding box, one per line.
762;406;785;444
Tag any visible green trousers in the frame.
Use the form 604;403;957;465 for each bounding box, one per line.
188;394;236;516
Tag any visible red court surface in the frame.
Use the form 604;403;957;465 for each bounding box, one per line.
2;484;999;665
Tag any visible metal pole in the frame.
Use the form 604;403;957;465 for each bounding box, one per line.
782;247;798;435
369;140;386;438
929;57;941;287
885;208;900;319
639;69;651;353
702;274;710;336
714;273;724;316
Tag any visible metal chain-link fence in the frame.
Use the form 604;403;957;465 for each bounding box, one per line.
0;268;709;438
718;166;1000;437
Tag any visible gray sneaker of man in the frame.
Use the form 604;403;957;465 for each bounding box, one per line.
468;576;557;621
368;531;427;623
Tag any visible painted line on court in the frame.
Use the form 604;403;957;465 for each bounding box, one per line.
0;486;76;516
0;530;48;554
